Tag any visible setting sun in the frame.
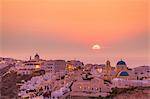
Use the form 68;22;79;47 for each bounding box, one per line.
92;44;101;50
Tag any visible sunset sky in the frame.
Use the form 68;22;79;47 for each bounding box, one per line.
0;0;149;67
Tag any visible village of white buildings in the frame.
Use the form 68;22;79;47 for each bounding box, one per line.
0;54;150;99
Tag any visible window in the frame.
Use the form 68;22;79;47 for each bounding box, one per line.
95;88;98;91
99;88;101;92
79;86;82;89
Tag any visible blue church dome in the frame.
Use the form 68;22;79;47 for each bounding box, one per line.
117;60;126;66
119;71;129;76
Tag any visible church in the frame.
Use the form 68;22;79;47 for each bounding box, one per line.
102;60;136;80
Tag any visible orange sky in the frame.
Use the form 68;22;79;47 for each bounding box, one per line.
0;0;149;66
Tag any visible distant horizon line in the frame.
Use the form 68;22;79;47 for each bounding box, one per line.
0;55;149;67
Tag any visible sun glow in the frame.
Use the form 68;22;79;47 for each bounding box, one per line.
92;44;101;50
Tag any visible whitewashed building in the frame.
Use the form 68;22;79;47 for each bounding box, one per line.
67;60;84;67
71;78;112;95
133;66;150;80
112;78;150;88
43;60;66;73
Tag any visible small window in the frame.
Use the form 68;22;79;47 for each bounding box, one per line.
141;72;144;74
99;88;101;92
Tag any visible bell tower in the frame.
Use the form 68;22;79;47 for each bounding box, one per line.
106;60;111;67
34;53;40;61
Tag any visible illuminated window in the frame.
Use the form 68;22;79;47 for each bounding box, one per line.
79;86;82;89
35;65;40;69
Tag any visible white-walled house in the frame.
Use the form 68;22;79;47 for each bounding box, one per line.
67;60;84;67
42;60;55;73
51;81;73;99
15;60;43;75
111;78;150;88
54;60;66;72
133;66;150;80
42;60;66;73
71;78;112;96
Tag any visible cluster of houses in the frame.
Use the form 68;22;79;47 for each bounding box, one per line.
12;54;84;76
1;54;150;98
0;57;16;69
18;72;73;99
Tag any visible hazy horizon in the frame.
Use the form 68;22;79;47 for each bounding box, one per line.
0;54;149;68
